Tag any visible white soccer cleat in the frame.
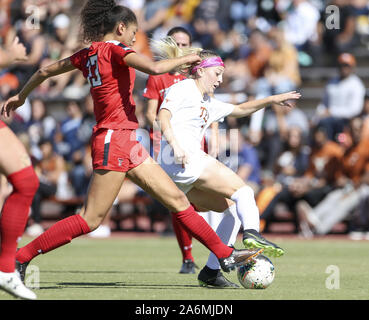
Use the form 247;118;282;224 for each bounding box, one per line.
0;271;37;300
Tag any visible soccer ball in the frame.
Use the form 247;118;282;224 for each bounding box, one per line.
237;255;275;289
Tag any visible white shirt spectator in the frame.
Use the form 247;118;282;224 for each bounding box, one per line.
323;74;366;119
283;0;320;47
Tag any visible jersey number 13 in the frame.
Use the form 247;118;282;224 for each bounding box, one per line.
86;55;102;87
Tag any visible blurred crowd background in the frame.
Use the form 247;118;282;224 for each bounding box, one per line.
1;0;369;240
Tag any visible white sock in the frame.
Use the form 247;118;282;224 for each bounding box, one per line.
205;204;241;270
198;211;224;231
230;185;260;232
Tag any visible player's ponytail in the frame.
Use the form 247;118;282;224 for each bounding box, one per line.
150;36;202;73
81;0;137;43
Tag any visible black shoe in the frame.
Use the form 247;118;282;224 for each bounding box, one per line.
198;267;239;288
15;259;29;283
243;229;285;257
218;248;263;273
179;260;198;274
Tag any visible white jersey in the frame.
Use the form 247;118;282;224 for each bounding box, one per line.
157;79;235;193
159;78;234;155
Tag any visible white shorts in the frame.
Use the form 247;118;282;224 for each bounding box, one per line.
159;150;217;194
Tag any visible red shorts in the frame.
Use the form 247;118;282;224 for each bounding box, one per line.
0;120;6;129
91;128;149;172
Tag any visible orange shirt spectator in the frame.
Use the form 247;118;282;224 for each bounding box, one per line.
266;28;301;87
335;117;369;185
304;140;344;185
339;139;369;185
166;0;200;23
246;30;273;79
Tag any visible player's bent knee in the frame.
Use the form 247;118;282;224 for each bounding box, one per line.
22;170;39;197
8;166;39;199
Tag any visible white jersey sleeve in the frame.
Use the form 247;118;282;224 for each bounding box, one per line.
208;97;235;123
159;81;186;116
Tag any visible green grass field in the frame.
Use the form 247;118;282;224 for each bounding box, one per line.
1;235;368;300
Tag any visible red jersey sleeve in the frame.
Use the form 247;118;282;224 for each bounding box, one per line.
110;42;135;67
69;48;89;71
143;75;160;100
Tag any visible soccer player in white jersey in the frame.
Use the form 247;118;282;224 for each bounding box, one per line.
156;49;301;287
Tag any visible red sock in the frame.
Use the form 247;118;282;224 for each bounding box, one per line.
173;205;232;259
0;166;39;272
16;214;90;264
171;215;194;262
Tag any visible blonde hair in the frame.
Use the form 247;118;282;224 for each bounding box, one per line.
150;36;202;73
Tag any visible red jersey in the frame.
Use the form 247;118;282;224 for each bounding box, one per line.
0;120;6;128
143;73;186;113
70;41;137;130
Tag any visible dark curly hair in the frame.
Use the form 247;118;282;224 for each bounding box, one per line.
80;0;137;43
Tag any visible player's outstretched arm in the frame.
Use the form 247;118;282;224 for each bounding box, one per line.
1;58;76;117
124;51;200;75
230;91;302;119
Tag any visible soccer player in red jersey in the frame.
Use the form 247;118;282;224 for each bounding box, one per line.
2;0;262;287
0;37;38;299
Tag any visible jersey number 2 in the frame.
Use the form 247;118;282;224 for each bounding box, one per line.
86;55;102;87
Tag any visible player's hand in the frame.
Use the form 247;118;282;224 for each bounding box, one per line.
272;91;301;107
1;94;25;118
173;145;189;168
10;37;28;62
184;53;201;65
